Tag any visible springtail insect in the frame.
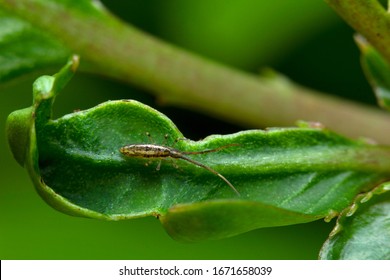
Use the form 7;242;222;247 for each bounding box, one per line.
119;138;240;196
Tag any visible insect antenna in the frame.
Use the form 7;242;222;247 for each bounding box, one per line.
178;154;240;196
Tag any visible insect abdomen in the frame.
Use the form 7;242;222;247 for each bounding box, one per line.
120;144;171;158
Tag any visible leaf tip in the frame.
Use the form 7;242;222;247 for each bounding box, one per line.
354;34;369;53
70;55;80;72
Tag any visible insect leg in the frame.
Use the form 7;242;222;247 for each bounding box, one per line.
145;132;153;142
163;134;169;146
156;160;162;171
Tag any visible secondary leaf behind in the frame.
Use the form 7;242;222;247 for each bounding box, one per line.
0;8;70;84
320;183;390;259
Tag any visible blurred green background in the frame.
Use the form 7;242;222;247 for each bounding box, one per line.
0;0;379;259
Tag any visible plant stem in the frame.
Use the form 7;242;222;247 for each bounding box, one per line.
2;0;390;143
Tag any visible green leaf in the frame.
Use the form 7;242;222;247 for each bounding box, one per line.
0;7;70;84
7;60;390;241
319;183;390;259
356;35;390;110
